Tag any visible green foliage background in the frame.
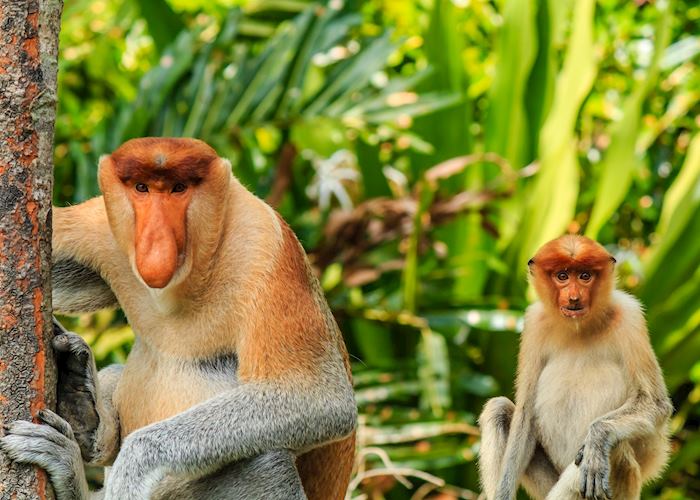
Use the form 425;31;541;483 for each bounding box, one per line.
54;0;700;497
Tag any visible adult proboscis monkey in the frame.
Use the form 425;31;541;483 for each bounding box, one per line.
1;137;357;500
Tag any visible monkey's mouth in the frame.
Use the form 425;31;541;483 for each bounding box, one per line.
561;304;586;318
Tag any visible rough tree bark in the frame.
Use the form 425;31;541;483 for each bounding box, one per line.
0;0;63;498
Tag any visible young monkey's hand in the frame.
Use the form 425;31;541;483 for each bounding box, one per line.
575;439;613;500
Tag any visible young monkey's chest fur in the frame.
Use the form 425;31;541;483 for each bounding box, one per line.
534;343;628;471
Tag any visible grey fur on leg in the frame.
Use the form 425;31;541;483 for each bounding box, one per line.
156;450;307;500
479;397;514;500
522;446;560;500
88;364;123;465
478;397;559;500
0;409;90;500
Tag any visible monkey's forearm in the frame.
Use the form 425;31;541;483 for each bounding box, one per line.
106;376;356;497
587;392;671;450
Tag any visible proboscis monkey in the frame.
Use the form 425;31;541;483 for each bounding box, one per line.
0;138;357;500
478;235;671;500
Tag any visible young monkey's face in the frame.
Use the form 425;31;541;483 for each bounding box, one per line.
549;268;595;318
529;234;616;321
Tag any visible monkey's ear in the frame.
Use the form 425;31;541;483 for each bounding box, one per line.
97;154;111;169
97;155;115;192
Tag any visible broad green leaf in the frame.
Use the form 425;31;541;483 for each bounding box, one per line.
303;32;396;116
133;0;185;55
656;133;700;235
585;1;673;238
484;0;538;169
516;0;597;267
417;329;451;416
641;133;700;302
414;0;489;302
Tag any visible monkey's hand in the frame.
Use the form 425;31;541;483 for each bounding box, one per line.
575;440;613;500
53;326;101;462
0;409;90;500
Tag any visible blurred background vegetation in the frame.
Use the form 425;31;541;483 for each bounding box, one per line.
53;0;700;497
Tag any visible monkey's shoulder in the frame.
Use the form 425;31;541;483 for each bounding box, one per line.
609;290;646;323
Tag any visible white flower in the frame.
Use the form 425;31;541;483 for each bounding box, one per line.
306;150;360;210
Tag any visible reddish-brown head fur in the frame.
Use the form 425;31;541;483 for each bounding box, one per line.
99;137;228;289
529;235;616;320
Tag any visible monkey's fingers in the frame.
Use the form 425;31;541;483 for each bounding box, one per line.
1;420;87;500
53;332;94;377
579;466;596;499
38;409;76;441
52;331;90;358
579;468;588;498
3;420;73;448
575;445;584;466
599;471;612;499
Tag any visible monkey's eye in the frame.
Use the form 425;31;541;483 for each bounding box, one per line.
135;183;149;193
555;271;569;281
172;183;187;193
579;271;592;281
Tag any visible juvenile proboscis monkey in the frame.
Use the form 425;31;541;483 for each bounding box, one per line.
0;138;357;499
478;235;671;500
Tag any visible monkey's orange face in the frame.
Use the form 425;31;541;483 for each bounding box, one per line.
103;138;220;289
126;178;193;288
550;268;595;318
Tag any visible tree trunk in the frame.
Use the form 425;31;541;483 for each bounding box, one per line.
0;0;62;498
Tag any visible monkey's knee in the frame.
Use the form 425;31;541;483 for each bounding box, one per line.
478;396;515;446
610;443;642;500
181;450;307;499
235;450;307;499
479;396;515;436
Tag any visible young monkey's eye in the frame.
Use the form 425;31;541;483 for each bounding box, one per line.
172;183;187;193
579;271;592;281
135;183;148;193
556;271;569;281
